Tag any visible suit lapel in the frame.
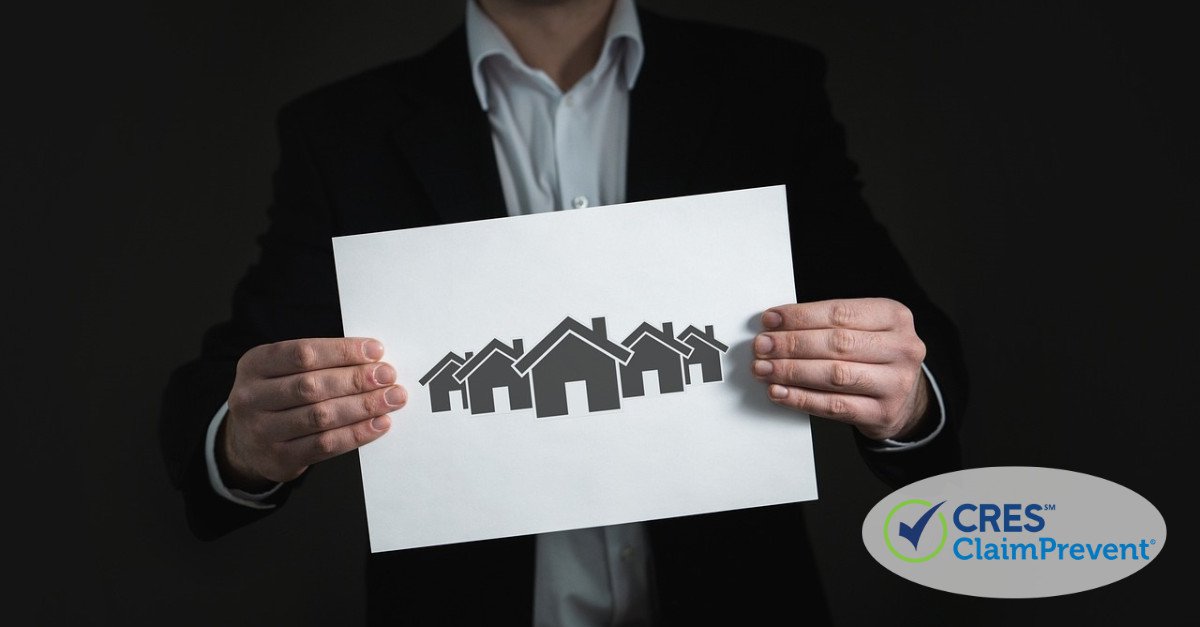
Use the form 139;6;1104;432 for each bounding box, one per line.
390;27;508;225
626;10;717;203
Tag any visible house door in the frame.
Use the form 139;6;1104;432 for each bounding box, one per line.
687;363;704;386
491;386;512;413
564;380;589;415
452;388;467;410
641;370;661;396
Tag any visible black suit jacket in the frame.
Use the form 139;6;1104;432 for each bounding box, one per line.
161;9;967;626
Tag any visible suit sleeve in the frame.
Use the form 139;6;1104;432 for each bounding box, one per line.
158;100;344;539
784;48;969;487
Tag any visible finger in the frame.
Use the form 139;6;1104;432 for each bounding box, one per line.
765;383;881;425
254;361;398;410
283;414;393;467
263;385;407;441
753;329;903;363
242;337;385;378
762;298;910;332
753;359;892;397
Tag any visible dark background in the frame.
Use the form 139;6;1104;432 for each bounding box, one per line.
8;1;1196;624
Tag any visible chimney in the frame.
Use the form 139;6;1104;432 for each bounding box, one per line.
591;317;607;339
464;351;474;361
662;322;674;337
512;338;524;355
704;325;714;336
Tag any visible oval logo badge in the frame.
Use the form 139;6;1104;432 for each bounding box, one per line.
861;466;1166;598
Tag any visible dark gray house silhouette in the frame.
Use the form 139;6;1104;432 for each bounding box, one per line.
452;338;532;414
419;351;470;412
619;322;693;397
677;324;729;384
513;317;632;418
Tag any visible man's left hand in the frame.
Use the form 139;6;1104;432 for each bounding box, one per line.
752;298;930;441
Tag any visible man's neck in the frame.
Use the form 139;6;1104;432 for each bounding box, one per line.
477;0;616;92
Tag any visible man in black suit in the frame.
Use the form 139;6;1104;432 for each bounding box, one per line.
161;0;967;624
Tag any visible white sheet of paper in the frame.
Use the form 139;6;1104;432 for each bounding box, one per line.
333;185;817;553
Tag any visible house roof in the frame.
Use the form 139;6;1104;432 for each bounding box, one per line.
452;338;524;383
677;325;729;353
418;351;466;386
621;322;693;357
513;316;633;374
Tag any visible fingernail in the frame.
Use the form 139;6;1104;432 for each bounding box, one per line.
754;334;773;355
363;340;385;361
373;363;396;385
753;360;773;376
769;384;789;399
385;386;406;407
762;311;783;329
372;415;391;431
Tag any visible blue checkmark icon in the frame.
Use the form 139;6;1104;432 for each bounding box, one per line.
897;500;946;551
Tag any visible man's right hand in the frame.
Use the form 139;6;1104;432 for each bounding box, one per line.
219;337;404;492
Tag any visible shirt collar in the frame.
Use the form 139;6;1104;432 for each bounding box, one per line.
465;0;644;111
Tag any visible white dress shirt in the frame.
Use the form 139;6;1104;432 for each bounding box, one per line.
467;3;654;625
204;1;948;625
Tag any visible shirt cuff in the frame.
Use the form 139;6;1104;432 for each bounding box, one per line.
862;362;947;453
205;400;283;509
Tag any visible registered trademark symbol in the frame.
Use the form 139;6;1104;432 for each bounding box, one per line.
1151;539;1156;544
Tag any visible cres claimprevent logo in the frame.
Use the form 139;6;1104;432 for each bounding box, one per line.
861;467;1167;598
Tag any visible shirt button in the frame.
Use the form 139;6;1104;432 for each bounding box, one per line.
621;545;635;561
572;195;589;209
563;94;575;107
